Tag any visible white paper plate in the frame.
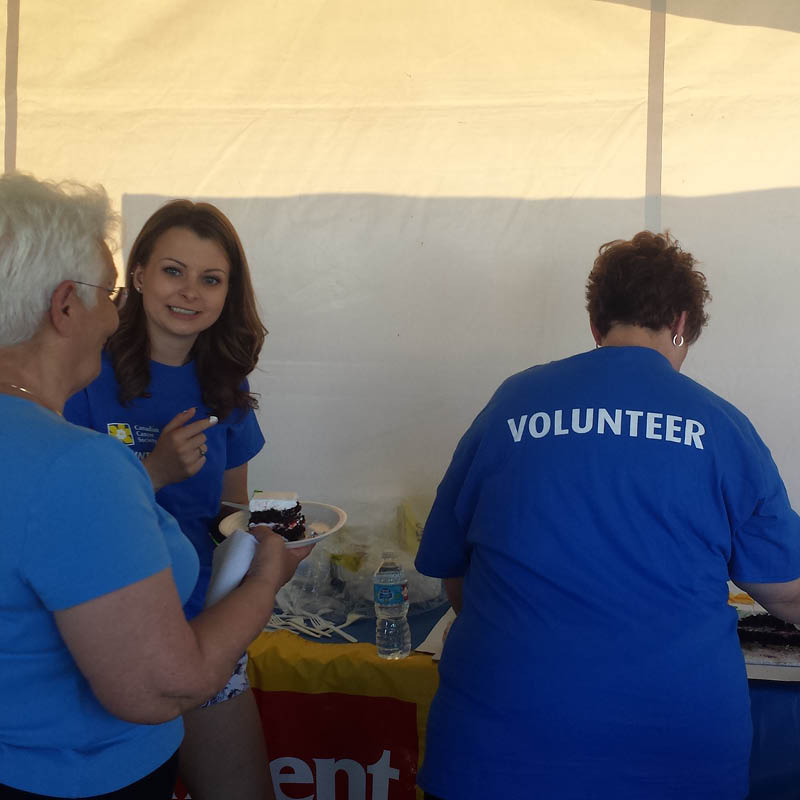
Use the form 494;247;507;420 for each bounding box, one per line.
218;502;347;549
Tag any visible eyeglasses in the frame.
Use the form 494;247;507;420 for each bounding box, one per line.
73;281;128;302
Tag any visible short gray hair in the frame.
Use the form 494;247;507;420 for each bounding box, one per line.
0;173;118;346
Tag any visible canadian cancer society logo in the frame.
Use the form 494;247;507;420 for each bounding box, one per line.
107;422;134;446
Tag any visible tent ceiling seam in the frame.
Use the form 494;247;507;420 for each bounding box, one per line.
645;0;666;232
4;0;20;174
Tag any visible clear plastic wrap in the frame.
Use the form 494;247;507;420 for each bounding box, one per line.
275;528;445;623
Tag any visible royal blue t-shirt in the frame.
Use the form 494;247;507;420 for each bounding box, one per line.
65;353;265;618
416;346;800;799
0;397;198;796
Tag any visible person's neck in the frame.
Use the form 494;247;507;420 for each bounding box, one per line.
148;331;197;367
598;325;681;370
0;341;67;415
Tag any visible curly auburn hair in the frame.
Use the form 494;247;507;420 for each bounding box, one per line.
585;231;710;345
106;200;267;420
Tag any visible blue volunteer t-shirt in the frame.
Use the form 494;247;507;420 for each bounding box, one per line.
64;352;265;618
416;346;800;800
0;397;198;796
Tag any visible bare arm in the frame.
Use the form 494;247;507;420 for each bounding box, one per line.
204;463;250;544
444;577;464;614
735;577;800;624
211;462;249;532
55;530;311;725
221;462;248;506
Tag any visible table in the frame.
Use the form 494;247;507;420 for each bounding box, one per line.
243;605;445;800
748;681;800;799
172;607;800;800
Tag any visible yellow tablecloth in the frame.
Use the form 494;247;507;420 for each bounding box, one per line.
247;631;439;800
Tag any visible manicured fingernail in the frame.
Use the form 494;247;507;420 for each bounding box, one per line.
209;415;218;425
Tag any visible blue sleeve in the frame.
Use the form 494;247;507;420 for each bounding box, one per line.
727;432;800;584
225;406;265;470
723;416;800;584
20;436;172;610
415;403;494;579
63;388;91;428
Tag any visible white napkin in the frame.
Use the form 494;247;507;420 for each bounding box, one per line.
204;529;257;608
414;607;456;660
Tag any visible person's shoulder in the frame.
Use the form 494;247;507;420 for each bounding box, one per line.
675;371;745;417
47;428;157;521
0;403;68;458
59;419;145;472
674;371;761;440
59;416;110;442
466;356;581;436
9;416;149;503
494;352;584;396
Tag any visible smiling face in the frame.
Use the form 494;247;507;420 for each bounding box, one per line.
132;226;231;363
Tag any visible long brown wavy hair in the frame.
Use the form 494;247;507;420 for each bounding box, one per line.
106;200;267;419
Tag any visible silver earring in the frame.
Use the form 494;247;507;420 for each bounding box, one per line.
135;286;142;294
672;334;684;347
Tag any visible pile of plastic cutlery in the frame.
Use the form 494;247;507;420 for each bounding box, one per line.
265;612;362;642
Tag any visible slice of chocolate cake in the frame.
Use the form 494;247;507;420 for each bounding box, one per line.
737;613;800;648
248;491;306;542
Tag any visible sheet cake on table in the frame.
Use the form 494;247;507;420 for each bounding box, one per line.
729;582;800;681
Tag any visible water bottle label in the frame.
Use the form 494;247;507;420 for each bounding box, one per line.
374;582;408;606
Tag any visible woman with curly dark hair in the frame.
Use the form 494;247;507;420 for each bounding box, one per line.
65;201;275;800
415;231;800;799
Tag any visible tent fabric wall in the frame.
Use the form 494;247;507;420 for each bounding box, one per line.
3;1;800;537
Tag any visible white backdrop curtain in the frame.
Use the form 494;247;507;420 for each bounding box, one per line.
3;0;800;534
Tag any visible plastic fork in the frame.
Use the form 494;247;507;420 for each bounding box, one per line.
285;615;330;638
306;614;358;643
265;615;299;634
266;614;325;637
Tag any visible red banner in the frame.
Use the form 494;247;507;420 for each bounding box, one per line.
256;690;419;800
174;691;420;799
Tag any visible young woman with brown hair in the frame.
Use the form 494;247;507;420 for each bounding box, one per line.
65;200;276;800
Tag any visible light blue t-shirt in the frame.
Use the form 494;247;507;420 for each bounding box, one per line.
0;396;199;796
416;346;800;800
65;352;265;618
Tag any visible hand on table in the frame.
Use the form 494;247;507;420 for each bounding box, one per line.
144;408;218;491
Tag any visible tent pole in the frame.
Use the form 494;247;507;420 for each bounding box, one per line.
645;0;666;233
4;0;20;174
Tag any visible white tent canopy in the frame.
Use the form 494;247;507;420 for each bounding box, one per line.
4;0;800;535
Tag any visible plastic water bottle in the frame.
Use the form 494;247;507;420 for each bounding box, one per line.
374;551;411;659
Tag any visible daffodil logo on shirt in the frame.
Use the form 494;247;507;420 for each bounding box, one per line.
107;422;134;446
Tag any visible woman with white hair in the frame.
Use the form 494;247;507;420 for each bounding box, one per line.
0;173;310;799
